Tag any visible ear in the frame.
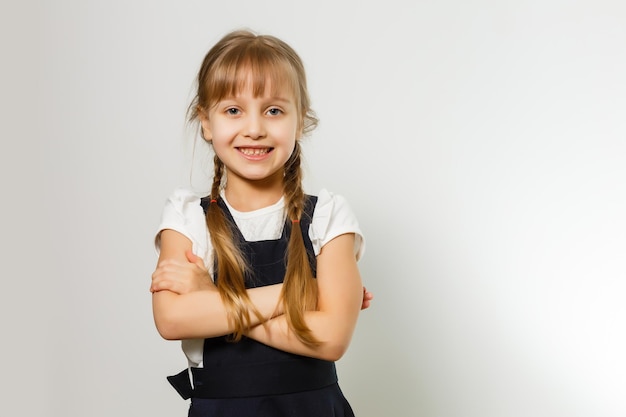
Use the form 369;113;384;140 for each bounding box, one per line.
198;108;212;142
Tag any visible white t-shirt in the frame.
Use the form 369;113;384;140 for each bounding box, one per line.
154;187;365;367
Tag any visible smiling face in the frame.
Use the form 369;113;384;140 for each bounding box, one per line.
191;32;316;205
200;77;301;194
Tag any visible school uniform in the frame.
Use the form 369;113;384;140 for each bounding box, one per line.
155;189;364;417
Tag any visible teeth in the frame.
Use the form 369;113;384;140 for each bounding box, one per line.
240;148;269;156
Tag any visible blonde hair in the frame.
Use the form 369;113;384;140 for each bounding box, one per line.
189;30;319;346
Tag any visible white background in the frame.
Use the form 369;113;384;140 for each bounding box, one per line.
2;0;625;416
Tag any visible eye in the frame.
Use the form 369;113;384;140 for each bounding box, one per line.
266;107;283;116
226;107;240;116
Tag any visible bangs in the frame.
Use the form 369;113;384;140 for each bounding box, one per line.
191;31;317;133
204;46;299;107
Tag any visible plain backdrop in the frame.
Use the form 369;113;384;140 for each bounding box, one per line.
1;0;625;416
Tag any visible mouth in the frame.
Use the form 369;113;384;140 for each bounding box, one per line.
237;147;273;156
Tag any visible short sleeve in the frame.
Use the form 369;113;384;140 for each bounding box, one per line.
154;188;212;268
309;189;365;260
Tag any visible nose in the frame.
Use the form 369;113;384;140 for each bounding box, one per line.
244;113;266;140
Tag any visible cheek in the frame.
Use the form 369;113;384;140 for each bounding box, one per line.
210;121;238;140
280;120;300;140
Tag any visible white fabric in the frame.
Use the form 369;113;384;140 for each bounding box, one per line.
154;188;365;367
155;188;365;264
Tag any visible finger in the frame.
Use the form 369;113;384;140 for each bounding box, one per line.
157;258;194;270
151;269;177;292
151;278;183;294
151;269;165;284
185;249;198;262
360;287;373;310
363;286;373;300
186;249;206;270
154;263;188;277
150;273;165;292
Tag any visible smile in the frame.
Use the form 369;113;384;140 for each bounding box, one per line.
238;147;273;156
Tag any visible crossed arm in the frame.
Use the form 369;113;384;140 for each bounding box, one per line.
151;229;372;361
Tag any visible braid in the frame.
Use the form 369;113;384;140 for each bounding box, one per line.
184;30;322;344
206;155;262;341
283;142;305;221
282;142;320;346
210;155;223;199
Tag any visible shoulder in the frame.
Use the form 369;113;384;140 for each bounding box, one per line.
166;187;206;209
159;188;206;225
155;188;209;254
310;189;365;260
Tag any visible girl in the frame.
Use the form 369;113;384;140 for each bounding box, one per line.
151;29;370;416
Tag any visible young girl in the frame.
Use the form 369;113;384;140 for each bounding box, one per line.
151;29;370;416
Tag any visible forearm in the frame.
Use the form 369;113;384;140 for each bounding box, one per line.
247;234;365;361
153;283;283;340
246;292;361;361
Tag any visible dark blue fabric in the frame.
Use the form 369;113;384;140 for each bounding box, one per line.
188;383;355;417
168;195;355;416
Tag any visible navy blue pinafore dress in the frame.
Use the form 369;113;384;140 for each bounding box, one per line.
166;195;356;417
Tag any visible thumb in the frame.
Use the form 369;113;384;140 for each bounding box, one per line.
185;250;205;268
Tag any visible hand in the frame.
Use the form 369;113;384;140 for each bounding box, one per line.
150;250;215;294
361;286;373;310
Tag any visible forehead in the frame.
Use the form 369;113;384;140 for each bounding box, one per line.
209;60;298;104
235;72;294;98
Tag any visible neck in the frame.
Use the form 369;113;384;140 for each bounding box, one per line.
223;175;284;212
